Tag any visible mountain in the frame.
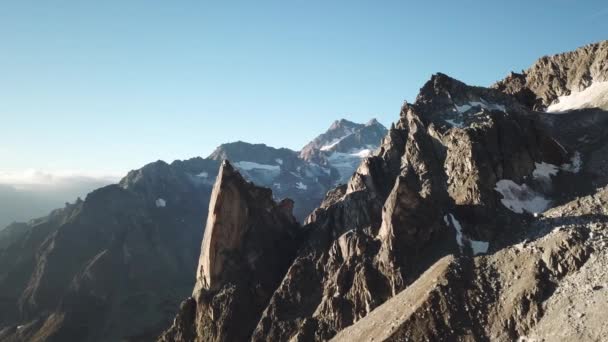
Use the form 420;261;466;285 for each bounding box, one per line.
159;41;608;342
0;119;385;341
300;119;388;184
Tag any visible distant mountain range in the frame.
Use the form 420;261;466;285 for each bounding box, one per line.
0;118;386;341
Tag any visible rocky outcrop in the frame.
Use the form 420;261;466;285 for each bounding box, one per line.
494;40;608;110
159;161;300;342
332;185;606;341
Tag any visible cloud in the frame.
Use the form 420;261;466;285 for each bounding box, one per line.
0;169;122;188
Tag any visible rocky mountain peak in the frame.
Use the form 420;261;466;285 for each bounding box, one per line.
365;118;381;126
161;160;301;342
411;72;529;131
194;160;296;293
299;119;388;181
328;118;360;131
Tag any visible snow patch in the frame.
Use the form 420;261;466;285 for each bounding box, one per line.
532;162;559;183
273;183;281;189
296;182;307;190
234;161;281;172
444;213;489;255
470;240;489;255
547;81;608;112
533;152;582;183
455;98;506;113
561;151;582;173
444;214;465;249
155;198;166;208
275;158;283;165
196;171;208;178
494;180;550;214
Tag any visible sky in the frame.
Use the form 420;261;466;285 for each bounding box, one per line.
1;0;607;182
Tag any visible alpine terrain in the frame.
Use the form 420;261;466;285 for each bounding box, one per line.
157;41;608;342
0;119;386;342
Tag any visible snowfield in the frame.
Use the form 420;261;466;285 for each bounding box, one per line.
547;81;608;112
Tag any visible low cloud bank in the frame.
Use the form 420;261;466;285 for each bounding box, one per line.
0;169;122;229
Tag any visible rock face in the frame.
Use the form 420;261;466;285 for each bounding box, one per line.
332;186;606;342
159;41;608;342
159;161;300;342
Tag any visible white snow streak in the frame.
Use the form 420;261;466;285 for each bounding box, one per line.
233;161;281;172
455;98;506;113
444;213;489;255
155;198;167;208
320;133;354;151
444;214;465;249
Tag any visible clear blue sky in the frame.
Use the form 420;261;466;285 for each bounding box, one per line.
1;0;607;177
